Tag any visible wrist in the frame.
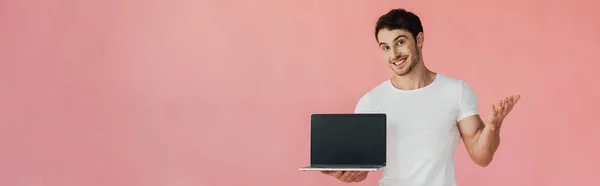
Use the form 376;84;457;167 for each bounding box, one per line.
486;125;500;134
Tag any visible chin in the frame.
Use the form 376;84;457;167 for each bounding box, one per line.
390;65;411;76
394;70;410;76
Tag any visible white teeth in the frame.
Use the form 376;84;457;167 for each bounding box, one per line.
394;59;406;65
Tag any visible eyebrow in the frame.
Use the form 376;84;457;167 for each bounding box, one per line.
379;35;408;45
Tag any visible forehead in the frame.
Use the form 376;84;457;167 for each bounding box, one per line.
377;29;413;43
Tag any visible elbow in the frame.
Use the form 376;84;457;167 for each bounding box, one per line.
469;153;493;167
473;157;493;167
476;160;490;167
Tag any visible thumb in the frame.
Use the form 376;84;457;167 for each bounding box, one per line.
488;104;497;122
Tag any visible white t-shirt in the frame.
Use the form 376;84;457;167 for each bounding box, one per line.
354;73;479;186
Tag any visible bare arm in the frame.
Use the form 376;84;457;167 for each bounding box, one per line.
458;95;520;167
458;115;499;167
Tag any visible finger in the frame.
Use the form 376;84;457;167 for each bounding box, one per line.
489;104;496;123
338;172;353;182
496;101;503;117
330;171;341;176
347;171;361;182
348;171;360;179
337;171;347;179
354;171;366;178
333;171;342;178
511;95;521;108
502;98;510;116
353;172;368;182
507;95;517;111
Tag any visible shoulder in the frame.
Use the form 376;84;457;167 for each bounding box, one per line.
434;73;474;93
359;79;394;100
428;73;479;106
436;73;479;107
435;73;464;86
354;79;394;112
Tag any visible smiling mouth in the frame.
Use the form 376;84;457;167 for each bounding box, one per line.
392;58;407;65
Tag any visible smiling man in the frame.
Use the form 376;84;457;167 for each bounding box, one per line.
321;8;520;186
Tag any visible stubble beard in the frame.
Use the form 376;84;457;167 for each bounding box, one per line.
394;49;420;77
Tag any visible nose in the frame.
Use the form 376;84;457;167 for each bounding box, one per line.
391;47;400;59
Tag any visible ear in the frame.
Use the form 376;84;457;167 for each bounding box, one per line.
416;32;424;48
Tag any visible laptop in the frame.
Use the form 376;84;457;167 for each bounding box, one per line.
299;113;386;171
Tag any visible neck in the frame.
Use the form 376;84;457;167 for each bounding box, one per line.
391;61;436;90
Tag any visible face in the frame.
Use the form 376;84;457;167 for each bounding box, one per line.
376;29;423;76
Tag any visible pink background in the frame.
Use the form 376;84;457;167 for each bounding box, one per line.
1;0;599;185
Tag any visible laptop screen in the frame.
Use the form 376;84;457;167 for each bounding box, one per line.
310;114;386;166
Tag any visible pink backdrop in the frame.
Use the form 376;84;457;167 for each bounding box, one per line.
1;0;599;185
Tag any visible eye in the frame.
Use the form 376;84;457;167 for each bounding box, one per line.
381;45;390;51
396;40;405;46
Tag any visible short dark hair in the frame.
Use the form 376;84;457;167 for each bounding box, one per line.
375;8;424;42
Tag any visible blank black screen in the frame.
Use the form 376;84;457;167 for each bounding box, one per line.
310;114;386;166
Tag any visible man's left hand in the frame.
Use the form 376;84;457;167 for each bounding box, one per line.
487;95;521;131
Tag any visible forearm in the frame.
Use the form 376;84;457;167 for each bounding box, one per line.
471;126;500;166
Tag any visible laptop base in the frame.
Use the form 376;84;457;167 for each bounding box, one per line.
298;165;383;171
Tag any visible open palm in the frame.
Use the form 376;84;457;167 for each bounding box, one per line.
488;95;521;130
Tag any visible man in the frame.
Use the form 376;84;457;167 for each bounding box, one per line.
321;8;520;186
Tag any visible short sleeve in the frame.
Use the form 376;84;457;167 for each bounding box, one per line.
457;81;479;122
354;94;372;113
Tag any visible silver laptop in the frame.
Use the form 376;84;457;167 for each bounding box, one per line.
299;113;386;171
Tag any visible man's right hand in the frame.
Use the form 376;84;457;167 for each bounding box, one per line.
320;171;368;183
